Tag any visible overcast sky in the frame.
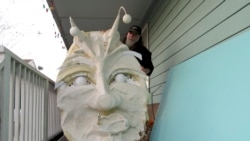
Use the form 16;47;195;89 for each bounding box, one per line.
0;0;67;81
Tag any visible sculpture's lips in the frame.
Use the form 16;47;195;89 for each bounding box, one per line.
91;113;129;135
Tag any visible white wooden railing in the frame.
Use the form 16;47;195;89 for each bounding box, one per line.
0;46;62;141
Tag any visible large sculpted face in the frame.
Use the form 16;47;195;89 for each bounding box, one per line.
55;18;148;141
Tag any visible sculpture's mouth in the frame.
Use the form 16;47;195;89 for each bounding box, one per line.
91;113;129;135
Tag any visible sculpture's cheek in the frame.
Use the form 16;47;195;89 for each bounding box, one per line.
57;86;95;111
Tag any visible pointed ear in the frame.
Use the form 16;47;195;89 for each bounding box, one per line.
69;17;87;42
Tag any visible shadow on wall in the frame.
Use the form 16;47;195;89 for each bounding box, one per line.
150;30;250;141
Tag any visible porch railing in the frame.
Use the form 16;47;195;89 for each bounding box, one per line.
0;46;62;141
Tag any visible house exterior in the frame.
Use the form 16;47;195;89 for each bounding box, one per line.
144;0;250;140
44;0;250;140
2;0;246;140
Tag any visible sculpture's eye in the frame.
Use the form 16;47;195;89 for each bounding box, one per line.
68;74;94;86
114;73;127;83
109;72;139;85
61;73;94;87
73;76;91;86
55;74;93;90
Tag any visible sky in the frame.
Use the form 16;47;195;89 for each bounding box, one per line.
0;0;67;81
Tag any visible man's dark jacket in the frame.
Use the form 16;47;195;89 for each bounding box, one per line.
129;44;154;76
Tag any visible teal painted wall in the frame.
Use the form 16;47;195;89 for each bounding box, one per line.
150;30;250;141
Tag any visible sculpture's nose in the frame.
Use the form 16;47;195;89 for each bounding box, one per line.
87;70;121;111
88;93;121;111
98;95;116;110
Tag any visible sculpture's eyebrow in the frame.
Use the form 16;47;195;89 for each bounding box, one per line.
74;56;93;66
122;51;142;60
55;54;95;87
58;55;94;71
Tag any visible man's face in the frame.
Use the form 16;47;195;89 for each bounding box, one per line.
126;31;140;47
56;31;148;141
127;31;140;41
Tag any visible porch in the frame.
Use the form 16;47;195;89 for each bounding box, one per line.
0;46;63;141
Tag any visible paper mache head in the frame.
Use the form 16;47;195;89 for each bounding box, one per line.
55;6;149;141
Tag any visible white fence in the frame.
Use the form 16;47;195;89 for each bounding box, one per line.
0;46;62;141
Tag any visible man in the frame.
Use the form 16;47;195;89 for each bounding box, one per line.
122;25;154;76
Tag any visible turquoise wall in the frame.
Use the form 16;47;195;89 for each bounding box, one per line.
150;30;250;141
